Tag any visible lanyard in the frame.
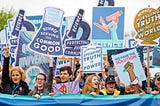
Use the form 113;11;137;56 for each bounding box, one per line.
12;84;19;95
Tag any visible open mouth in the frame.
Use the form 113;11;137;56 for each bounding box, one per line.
95;82;98;86
93;82;98;88
109;86;114;89
13;79;18;82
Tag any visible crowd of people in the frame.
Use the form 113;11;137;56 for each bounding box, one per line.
0;47;159;99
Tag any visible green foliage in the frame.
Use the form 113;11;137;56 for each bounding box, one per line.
0;7;15;31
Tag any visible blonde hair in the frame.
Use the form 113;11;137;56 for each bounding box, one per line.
82;74;100;94
9;66;26;80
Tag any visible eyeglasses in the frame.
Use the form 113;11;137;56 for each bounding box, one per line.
36;78;45;81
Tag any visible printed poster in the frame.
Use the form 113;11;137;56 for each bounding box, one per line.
81;45;102;73
92;7;125;54
112;49;146;86
134;7;160;46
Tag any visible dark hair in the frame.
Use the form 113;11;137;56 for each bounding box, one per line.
36;73;46;81
54;76;61;83
73;67;80;80
105;68;108;72
75;61;81;69
59;66;72;76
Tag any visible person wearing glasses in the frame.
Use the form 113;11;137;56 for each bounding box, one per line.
28;55;55;99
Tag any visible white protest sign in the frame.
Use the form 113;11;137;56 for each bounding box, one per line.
112;49;146;85
81;45;102;73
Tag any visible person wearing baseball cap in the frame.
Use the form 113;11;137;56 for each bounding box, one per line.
99;75;120;97
146;72;160;95
152;72;160;94
154;72;160;79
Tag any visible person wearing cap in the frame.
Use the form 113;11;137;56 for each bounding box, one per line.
99;75;120;97
154;72;160;83
146;72;160;95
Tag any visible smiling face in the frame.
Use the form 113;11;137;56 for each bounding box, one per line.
60;70;71;82
11;70;21;84
91;76;99;89
35;74;46;89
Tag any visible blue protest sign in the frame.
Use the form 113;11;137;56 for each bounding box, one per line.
29;7;64;56
92;7;125;54
63;9;91;56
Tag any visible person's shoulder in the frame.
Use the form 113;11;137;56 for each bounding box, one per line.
20;80;29;87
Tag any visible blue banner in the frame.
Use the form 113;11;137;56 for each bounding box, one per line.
0;94;159;106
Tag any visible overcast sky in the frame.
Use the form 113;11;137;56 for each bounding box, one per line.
0;0;160;33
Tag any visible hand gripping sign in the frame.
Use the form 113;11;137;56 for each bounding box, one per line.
29;7;64;56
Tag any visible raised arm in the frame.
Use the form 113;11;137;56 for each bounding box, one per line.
46;55;54;93
2;47;10;86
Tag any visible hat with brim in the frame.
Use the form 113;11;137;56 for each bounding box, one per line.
155;72;160;78
105;75;116;84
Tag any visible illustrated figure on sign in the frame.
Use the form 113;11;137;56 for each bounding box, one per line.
94;11;123;41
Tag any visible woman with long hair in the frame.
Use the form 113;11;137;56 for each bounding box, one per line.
82;74;100;96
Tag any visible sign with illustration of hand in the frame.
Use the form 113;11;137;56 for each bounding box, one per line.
111;49;146;86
